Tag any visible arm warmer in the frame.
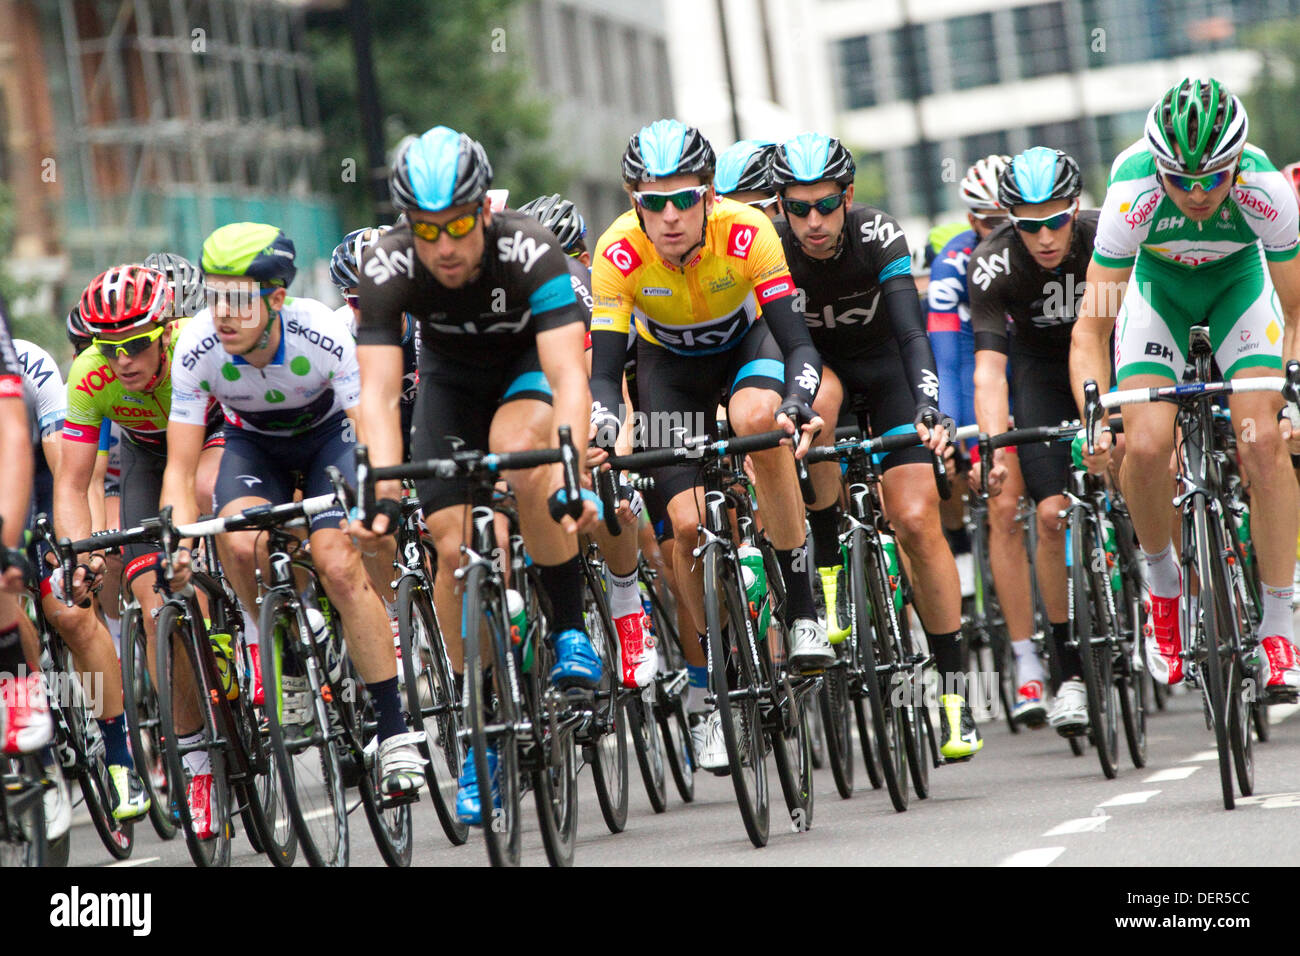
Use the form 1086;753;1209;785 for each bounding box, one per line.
882;275;941;410
759;293;823;407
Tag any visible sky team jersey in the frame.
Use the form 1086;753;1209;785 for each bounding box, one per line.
14;340;65;444
1093;141;1300;270
927;230;977;430
591;197;795;355
355;211;582;365
64;319;196;452
171;298;360;436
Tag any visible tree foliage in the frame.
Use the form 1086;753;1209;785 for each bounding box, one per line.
307;0;561;228
1241;20;1300;169
0;185;62;361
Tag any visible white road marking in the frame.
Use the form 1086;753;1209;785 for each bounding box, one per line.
1182;750;1219;762
1096;790;1161;807
999;846;1066;866
1234;792;1300;809
1042;815;1110;836
105;856;159;868
1143;766;1200;782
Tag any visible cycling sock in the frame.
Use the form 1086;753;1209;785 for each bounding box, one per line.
807;504;843;569
368;676;407;741
1143;545;1180;599
97;714;133;769
1012;638;1046;684
775;545;816;623
538;557;584;632
1259;583;1296;641
687;663;708;688
927;630;963;688
1050;621;1082;680
606;568;641;618
0;623;23;673
178;731;210;778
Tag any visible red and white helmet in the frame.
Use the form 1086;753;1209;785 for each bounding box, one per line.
960;154;1011;213
79;264;173;335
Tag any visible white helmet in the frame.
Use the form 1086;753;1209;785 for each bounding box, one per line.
960;154;1011;212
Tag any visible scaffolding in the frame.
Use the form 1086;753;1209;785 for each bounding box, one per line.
43;0;337;278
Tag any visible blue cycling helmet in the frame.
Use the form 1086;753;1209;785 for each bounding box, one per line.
622;119;715;185
715;140;777;195
998;147;1081;208
770;133;856;189
390;126;493;212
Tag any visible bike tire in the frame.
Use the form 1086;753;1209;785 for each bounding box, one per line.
1207;512;1255;798
899;620;931;799
850;528;908;812
819;659;854;799
462;563;523;867
352;681;414;867
119;607;177;842
1118;575;1149;768
583;569;628;834
1069;511;1119;779
396;574;468;846
629;691;668;813
0;755;48;865
704;546;769;847
156;602;228;866
1252;702;1270;742
658;691;695;803
1192;498;1235;810
258;589;349;865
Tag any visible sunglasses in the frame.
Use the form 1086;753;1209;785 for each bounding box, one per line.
746;195;780;210
1010;202;1077;233
1159;166;1234;193
204;282;275;315
970;211;1008;222
410;207;483;242
782;190;848;218
95;324;165;360
632;186;709;213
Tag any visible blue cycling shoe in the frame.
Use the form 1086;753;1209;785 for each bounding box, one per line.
455;746;500;826
548;628;603;691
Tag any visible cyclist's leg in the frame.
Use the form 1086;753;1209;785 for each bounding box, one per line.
805;367;851;642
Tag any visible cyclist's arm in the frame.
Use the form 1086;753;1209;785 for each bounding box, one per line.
1266;253;1300;366
880;274;941;411
537;319;594;461
0;394;31;550
1070;258;1132;413
53;425;101;542
41;431;61;486
159;421;206;529
972;350;1011;437
758;292;823;410
88;446;108;533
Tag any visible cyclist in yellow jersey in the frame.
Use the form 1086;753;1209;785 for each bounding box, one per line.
588;120;827;772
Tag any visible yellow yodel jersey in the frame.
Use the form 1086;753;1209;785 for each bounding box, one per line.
590;197;797;355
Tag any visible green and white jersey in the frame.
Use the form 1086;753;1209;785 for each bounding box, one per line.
170;297;360;436
1093;141;1300;270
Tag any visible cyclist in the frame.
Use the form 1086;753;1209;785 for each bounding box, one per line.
769;133;976;760
348;127;601;824
56;264;222;820
715;139;780;219
928;155;1049;726
969;147;1098;734
164;222;427;830
520;192;661;688
1072;77;1300;697
588;119;827;771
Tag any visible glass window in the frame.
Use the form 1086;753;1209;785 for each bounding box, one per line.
962;130;1011;166
559;6;584;98
836;35;875;110
1014;2;1068;79
948;14;996;90
905;140;942;219
652;38;674;116
593;18;615;106
1026;119;1086;168
891;24;932;99
624;30;645;112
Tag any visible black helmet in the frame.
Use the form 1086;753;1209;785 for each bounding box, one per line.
770;133;856;190
715;140;778;195
390;126;493;212
622;119;715;185
518;194;587;253
997;147;1082;208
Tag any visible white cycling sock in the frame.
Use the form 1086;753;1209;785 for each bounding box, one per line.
607;569;641;619
178;731;211;778
1012;638;1045;685
1142;545;1181;599
1259;584;1296;642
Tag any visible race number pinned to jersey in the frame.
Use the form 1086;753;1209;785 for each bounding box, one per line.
603;239;642;277
727;223;758;260
485;189;510;213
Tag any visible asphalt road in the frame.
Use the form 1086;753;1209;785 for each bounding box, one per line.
68;687;1300;868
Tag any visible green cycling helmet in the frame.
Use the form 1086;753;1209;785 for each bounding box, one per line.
1144;77;1248;174
200;222;297;289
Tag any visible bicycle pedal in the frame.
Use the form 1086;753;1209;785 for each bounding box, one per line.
379;790;420;810
1054;723;1089;739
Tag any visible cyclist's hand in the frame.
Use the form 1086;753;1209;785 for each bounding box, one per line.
565;496;601;536
914;405;952;453
1081;428;1113;476
0;561;25;594
942;443;958;481
69;554;105;605
168;548;192;592
587;421;610;469
776;397;823;460
1279;403;1300;455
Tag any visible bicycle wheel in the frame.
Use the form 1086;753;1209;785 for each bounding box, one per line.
155;603;228;866
850;528;907;812
629;691;668;813
819;658;854;799
1191;498;1235;810
461;564;523;867
899;618;932;799
1118;576;1149;768
1252;701;1270;742
233;653;295;867
353;686;414;867
1208;513;1254;798
807;699;826;769
582;569;628;834
396;575;468;846
119;607;176;841
1068;510;1120;779
258;589;349;865
704;546;769;847
658;690;695;803
770;664;815;832
0;756;47;866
